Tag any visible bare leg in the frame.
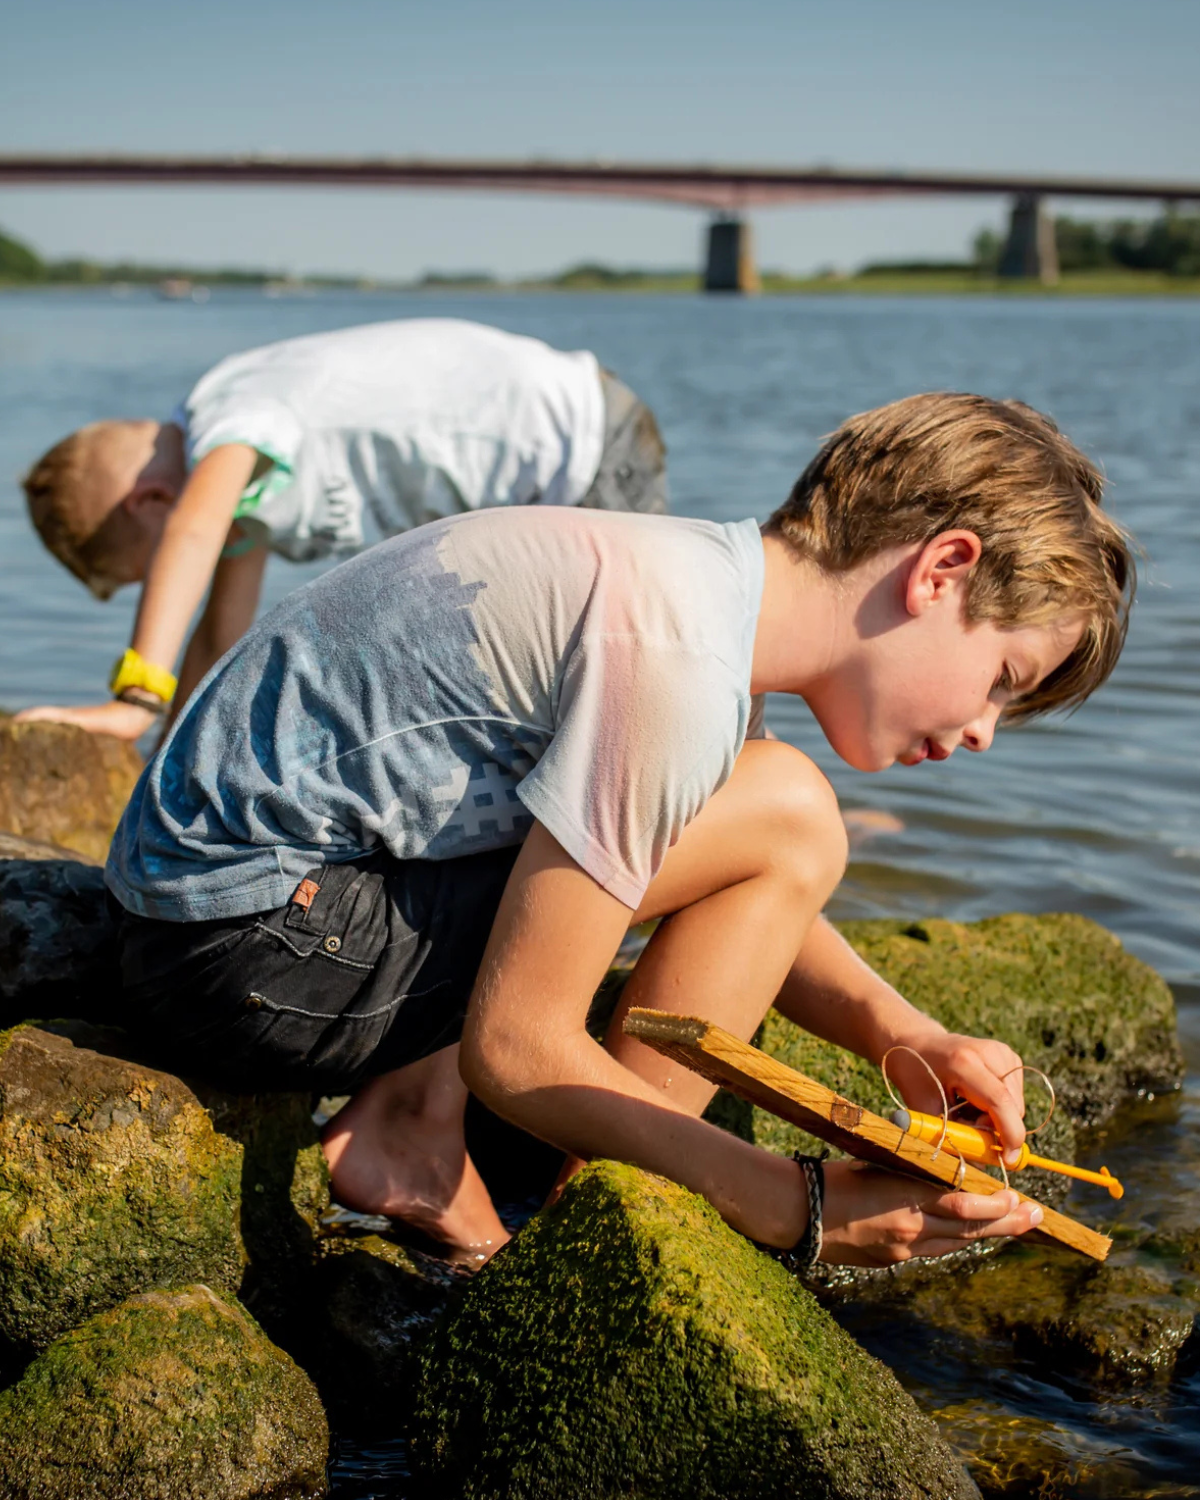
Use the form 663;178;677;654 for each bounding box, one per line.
321;1043;510;1259
326;740;845;1246
551;737;847;1188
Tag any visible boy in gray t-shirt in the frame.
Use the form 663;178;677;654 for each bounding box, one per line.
107;393;1132;1272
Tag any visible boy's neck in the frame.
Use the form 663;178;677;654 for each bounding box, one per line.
751;532;846;697
753;530;909;699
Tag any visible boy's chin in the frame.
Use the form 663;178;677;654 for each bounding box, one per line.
828;732;893;774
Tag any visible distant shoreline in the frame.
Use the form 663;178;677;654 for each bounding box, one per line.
4;269;1200;297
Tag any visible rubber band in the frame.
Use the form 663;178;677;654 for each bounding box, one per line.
1001;1064;1056;1137
881;1045;951;1159
883;1050;1052;1191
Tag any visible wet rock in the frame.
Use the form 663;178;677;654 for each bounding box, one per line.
933;1403;1148;1500
895;1248;1197;1390
707;913;1180;1195
190;1085;331;1345
308;1233;465;1433
0;1025;245;1363
0;718;142;862
0;1284;328;1500
0;856;118;1028
409;1160;979;1500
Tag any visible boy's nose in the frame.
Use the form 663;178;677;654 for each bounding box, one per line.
962;706;999;753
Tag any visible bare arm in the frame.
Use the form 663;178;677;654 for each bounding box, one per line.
459;822;1040;1263
15;444;259;740
460;822;808;1249
129;443;260;677
168;542;269;724
776;915;1027;1152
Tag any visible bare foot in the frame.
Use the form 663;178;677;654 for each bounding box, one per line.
320;1050;510;1261
842;807;905;848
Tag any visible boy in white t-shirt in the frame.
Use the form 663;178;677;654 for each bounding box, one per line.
18;318;667;741
104;393;1133;1271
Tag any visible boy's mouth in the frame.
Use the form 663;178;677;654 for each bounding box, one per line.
900;738;951;767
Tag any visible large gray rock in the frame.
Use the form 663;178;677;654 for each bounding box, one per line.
0;856;118;1027
0;1284;329;1500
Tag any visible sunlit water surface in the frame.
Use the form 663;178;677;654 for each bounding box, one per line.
1;289;1197;1496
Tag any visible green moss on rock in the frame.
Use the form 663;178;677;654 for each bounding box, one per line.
0;1284;328;1500
0;1025;245;1361
886;1246;1197;1389
409;1160;977;1500
708;914;1180;1182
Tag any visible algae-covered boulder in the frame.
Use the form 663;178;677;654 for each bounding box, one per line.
0;856;118;1027
410;1160;978;1500
308;1233;466;1432
0;1025;244;1361
709;914;1181;1177
0;1284;328;1500
880;1246;1197;1390
191;1086;331;1344
0;718;142;862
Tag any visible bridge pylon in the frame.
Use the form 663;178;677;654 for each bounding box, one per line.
704;215;760;293
998;193;1059;284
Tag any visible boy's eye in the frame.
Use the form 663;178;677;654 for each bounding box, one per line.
994;667;1014;694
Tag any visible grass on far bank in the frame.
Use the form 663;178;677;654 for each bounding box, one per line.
515;266;1200;296
6;267;1200;298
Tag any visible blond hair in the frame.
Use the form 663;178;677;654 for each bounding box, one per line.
22;428;125;599
768;393;1134;721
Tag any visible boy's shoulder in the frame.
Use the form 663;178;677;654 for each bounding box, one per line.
429;507;765;677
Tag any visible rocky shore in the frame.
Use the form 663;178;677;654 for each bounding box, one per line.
0;719;1190;1498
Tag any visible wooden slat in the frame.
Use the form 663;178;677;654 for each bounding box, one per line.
623;1008;1111;1262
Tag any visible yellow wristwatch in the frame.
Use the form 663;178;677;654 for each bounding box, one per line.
109;649;178;705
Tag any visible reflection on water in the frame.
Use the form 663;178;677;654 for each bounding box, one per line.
1;289;1197;1497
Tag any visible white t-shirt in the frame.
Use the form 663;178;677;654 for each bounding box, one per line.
174;319;607;562
108;508;766;921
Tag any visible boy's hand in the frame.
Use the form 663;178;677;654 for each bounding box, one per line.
820;1159;1042;1266
13;701;157;741
884;1027;1027;1160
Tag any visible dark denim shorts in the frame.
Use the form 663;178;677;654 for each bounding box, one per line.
114;845;521;1095
579;368;669;516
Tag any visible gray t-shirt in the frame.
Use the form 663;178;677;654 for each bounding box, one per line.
106;508;765;921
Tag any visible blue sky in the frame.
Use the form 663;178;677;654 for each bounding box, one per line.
2;0;1197;278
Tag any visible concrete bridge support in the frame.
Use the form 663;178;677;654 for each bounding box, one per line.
704;215;760;293
998;193;1059;283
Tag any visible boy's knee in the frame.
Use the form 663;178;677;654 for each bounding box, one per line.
743;740;848;887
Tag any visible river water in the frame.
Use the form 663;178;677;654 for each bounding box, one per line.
1;289;1197;1495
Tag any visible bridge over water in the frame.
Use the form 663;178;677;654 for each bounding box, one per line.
4;155;1198;290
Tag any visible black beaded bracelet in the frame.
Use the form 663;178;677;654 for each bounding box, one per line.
776;1151;827;1277
116;687;168;716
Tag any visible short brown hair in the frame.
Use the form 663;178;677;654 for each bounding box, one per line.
768;393;1134;721
22;428;123;599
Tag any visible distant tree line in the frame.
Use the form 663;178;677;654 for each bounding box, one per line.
0;227;362;288
974;209;1200;277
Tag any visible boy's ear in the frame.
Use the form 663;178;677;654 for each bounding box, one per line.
905;530;983;617
123;482;176;521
